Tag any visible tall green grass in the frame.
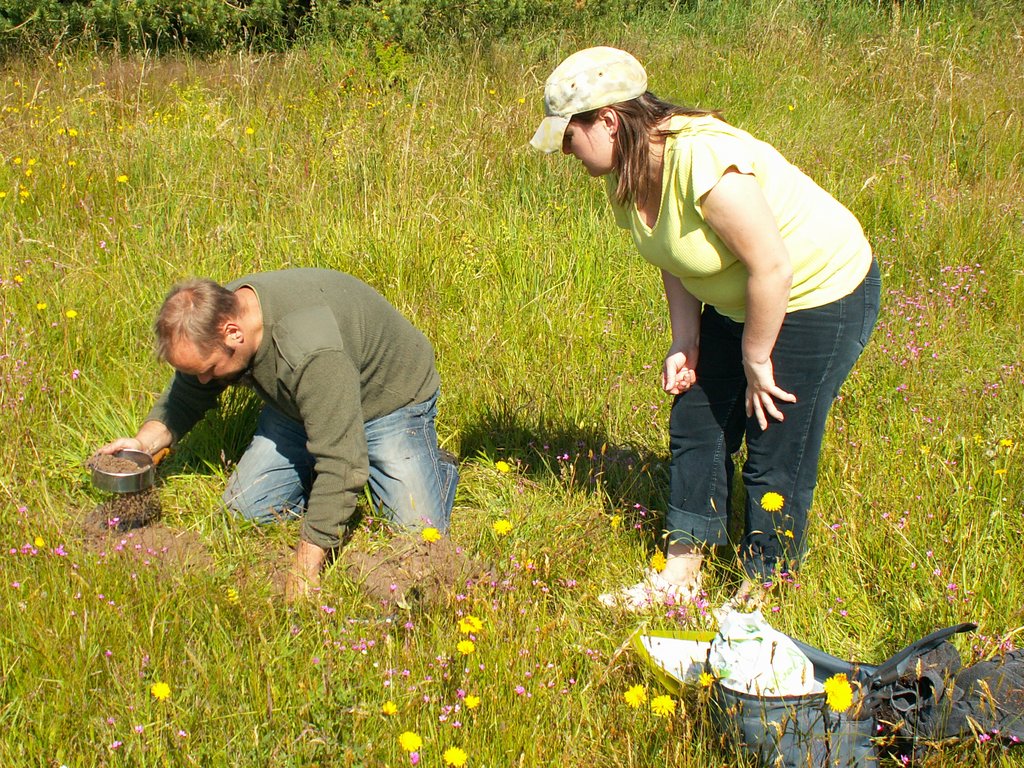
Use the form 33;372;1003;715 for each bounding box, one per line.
1;2;1022;765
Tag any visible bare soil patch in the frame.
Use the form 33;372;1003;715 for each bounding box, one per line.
78;519;214;571
342;535;490;608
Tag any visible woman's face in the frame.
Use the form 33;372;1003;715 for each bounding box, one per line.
561;112;616;177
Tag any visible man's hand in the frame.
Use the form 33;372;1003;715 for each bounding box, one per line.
95;421;174;458
95;437;145;456
285;539;328;602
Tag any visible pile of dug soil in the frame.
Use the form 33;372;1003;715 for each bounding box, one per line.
78;520;213;571
343;535;490;608
83;487;162;533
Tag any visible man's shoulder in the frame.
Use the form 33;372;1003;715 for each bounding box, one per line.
228;268;361;291
270;305;346;371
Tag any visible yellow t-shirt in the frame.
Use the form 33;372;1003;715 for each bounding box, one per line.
606;114;872;322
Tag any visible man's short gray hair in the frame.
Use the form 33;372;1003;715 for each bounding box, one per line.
154;278;238;362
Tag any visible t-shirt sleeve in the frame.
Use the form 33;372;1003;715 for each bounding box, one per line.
686;132;758;211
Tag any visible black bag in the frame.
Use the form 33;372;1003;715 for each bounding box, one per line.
712;623;978;767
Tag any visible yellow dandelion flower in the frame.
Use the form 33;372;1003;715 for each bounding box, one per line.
381;700;398;716
995;468;1008;475
919;445;930;455
13;274;22;282
34;536;45;548
443;746;468;767
24;169;32;177
36;302;47;310
458;615;483;634
0;192;7;200
610;514;622;530
422;527;442;543
68;160;77;168
245;126;255;135
456;639;476;655
13;157;21;165
823;673;854;712
69;128;79;137
699;671;715;688
150;681;171;701
116;174;128;183
760;492;785;512
463;694;480;709
650;694;676;717
65;309;78;319
517;97;525;105
623;684;647;708
784;529;795;539
398;731;422;752
1000;438;1014;448
495;460;511;473
650;550;667;573
225;587;240;604
492;519;512;536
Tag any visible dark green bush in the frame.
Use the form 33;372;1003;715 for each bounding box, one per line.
1;0;614;55
1;0;302;53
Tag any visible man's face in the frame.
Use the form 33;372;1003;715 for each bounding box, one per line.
167;339;250;385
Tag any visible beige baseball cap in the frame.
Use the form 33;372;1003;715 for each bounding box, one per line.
530;46;648;154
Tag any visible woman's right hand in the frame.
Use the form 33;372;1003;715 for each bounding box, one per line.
662;344;699;395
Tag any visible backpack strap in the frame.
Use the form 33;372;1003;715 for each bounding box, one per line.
866;623;977;689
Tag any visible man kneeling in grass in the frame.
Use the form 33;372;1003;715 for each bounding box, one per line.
96;268;458;599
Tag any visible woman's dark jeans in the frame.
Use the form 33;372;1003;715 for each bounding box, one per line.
665;260;881;580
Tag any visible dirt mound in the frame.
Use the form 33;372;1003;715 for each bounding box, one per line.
76;501;212;572
342;535;489;608
83;488;163;532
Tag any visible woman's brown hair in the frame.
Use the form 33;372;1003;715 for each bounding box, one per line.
573;92;723;207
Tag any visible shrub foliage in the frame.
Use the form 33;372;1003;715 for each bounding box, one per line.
1;0;613;54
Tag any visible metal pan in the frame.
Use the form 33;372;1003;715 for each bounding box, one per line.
90;448;167;494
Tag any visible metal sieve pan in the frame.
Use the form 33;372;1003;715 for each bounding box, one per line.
90;448;166;494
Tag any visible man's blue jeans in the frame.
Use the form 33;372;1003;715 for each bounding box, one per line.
222;389;458;534
666;261;881;579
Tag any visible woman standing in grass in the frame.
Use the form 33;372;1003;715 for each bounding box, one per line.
531;47;880;609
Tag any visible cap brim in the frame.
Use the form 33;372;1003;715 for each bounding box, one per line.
530;115;570;154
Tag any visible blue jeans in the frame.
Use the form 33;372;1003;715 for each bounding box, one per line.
666;260;881;579
222;389;458;534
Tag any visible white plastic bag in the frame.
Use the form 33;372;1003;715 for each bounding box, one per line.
709;609;818;696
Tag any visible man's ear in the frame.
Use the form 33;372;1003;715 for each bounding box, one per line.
223;321;244;348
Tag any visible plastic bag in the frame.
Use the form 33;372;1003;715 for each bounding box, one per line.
710;609;817;696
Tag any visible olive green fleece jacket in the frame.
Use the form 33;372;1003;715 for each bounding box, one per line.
145;269;440;550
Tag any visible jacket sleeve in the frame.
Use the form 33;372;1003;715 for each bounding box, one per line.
144;372;226;442
290;349;367;550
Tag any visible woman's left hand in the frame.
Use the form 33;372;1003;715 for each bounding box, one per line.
743;358;797;431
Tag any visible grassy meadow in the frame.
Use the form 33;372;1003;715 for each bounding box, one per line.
2;2;1023;765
